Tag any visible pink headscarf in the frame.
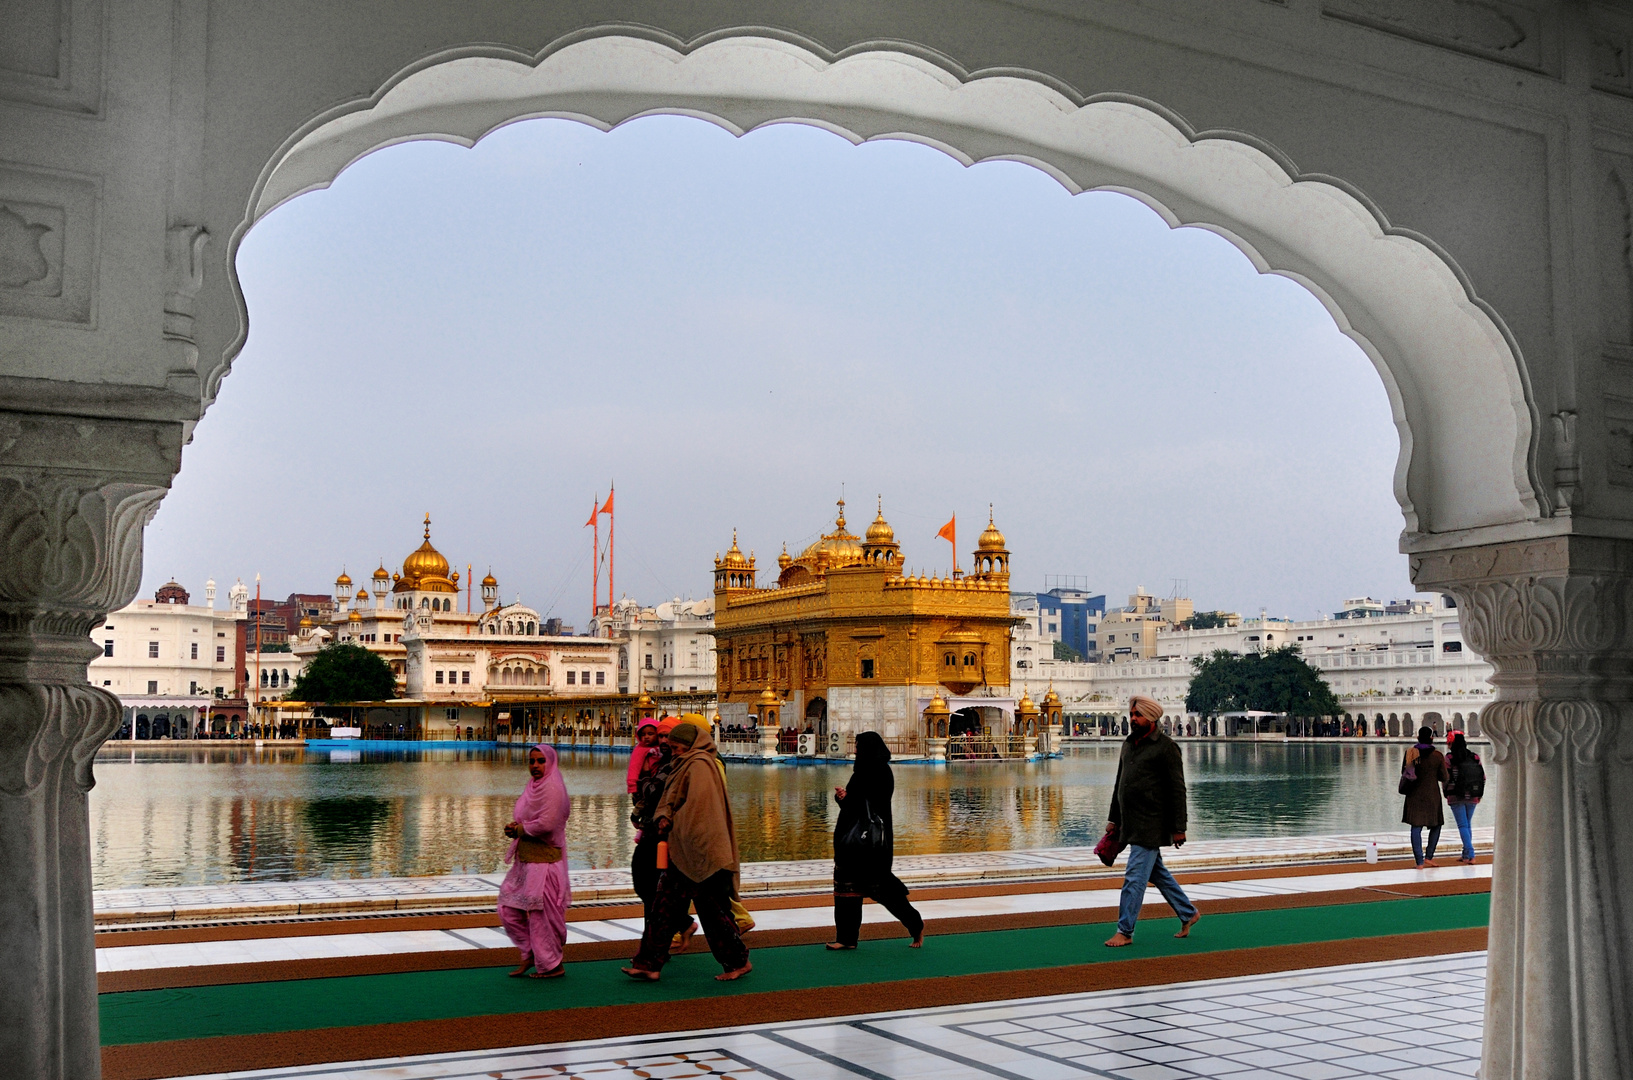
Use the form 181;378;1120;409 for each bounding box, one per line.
505;743;570;865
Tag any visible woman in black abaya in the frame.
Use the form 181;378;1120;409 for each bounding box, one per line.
828;731;925;950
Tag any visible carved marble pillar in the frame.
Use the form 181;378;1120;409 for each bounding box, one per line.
1413;537;1633;1080
0;409;175;1080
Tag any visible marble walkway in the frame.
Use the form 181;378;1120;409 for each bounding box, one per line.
95;862;1492;974
162;951;1488;1079
94;829;1495;924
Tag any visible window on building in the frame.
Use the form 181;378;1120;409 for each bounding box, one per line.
435;670;444;684
103;640;113;657
148;641;159;658
215;645;225;663
566;671;576;685
146;680;158;694
446;708;458;720
188;681;197;694
645;654;653;669
103;680;111;686
190;642;198;660
1443;641;1463;653
594;670;604;685
860;658;876;679
461;670;470;684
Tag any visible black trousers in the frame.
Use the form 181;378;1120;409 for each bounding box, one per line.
631;834;660;918
834;872;923;946
632;868;748;971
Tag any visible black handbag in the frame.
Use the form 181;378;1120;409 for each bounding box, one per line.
836;795;888;857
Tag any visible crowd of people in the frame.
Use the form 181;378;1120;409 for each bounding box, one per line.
495;694;1487;978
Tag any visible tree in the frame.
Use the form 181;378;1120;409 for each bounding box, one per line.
290;643;396;717
1185;646;1341;717
1182;611;1231;630
1052;640;1084;662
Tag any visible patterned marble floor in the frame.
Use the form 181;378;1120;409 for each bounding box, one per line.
95;862;1492;973
164;951;1488;1079
94;830;1494;923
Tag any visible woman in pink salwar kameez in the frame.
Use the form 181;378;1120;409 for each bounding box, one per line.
499;744;572;978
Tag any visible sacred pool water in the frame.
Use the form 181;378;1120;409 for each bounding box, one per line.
87;742;1488;890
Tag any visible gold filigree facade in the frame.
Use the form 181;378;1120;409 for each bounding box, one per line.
712;499;1015;735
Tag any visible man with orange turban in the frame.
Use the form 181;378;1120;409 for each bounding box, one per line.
1103;695;1198;947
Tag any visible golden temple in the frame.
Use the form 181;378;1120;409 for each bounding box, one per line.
712;498;1019;747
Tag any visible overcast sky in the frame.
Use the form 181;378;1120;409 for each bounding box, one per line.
142;114;1416;624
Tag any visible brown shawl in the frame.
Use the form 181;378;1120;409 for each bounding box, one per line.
655;725;740;885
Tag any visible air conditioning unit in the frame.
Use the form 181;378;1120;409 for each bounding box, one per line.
796;733;815;756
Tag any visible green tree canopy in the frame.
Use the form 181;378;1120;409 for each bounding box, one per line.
1052;640;1084;662
290;643;396;705
1182;611;1231;630
1185;646;1341;717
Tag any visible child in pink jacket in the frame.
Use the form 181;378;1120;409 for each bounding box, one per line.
626;718;661;794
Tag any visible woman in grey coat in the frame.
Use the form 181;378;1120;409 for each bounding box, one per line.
1401;725;1449;867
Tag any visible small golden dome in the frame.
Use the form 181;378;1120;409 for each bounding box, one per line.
758;686;780;705
923;692;950;719
977;506;1007;551
777;543;791;571
1042;685;1062;708
636;691;653;707
336;570;352;587
721;530;749;568
481;571;497;587
348;609;362;623
1017;690;1039;716
866;496;895;544
372;564;390;581
793;500;864;569
299;616;313;628
355;589;368;602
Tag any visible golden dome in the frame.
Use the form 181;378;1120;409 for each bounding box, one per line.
336;570;352;587
355;589;368;602
777;543;791;571
299;616;313;628
347;609;362;622
794;500;864;569
372;564;390;581
721;530;749;568
394;513;458;594
1042;685;1062;709
481;571;497;587
1017;690;1040;716
865;496;895;544
977;506;1007;551
758;686;781;706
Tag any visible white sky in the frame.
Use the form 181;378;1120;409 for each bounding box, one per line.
142;115;1418;624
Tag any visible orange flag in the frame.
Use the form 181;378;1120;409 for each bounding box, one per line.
936;515;956;543
600;490;614;516
585;501;599;528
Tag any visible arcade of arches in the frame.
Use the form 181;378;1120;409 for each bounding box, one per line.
6;8;1633;1080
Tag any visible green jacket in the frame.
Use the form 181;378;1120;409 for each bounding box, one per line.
1108;728;1188;849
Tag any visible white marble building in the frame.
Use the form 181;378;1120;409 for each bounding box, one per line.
1015;594;1494;737
589;596;717;694
89;579;240;738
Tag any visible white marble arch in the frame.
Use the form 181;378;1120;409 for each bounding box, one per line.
234;32;1541;547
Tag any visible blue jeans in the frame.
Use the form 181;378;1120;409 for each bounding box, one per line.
1118;843;1197;937
1449;802;1476;861
1411;825;1442;865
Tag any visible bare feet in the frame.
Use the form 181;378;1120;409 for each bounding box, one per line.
1419;859;1439;869
910;932;924;949
715;961;752;981
825;942;856;950
673;919;698;953
1175;913;1201;939
530;964;566;979
507;959;533;977
1104;931;1134;947
621;966;660;981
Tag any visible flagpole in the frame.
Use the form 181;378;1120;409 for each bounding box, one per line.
591;496;600;621
607;482;615;612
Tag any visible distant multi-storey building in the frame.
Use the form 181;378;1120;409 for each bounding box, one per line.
89;579;243;738
1014;593;1493;738
589;596;717;694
